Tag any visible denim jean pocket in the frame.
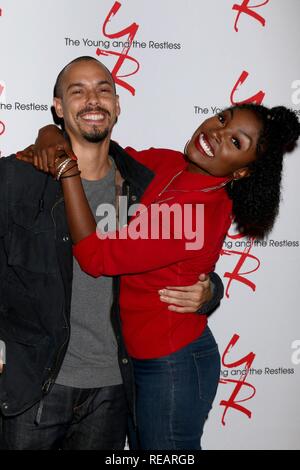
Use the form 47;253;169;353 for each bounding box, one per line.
190;326;218;354
192;345;220;404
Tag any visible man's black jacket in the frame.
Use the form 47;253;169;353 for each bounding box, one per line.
0;141;224;420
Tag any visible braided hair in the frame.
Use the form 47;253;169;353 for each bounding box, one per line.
226;104;300;238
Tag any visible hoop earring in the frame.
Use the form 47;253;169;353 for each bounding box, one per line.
184;140;190;155
230;177;240;189
231;179;234;190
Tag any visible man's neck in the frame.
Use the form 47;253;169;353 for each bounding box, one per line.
70;137;112;181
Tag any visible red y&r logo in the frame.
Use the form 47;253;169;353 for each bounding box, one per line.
0;121;5;137
219;334;256;425
220;232;260;298
232;0;270;32
0;82;6;141
0;82;6;104
0;82;6;157
97;1;140;96
230;70;265;105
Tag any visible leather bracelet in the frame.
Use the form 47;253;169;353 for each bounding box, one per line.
61;163;78;176
60;170;81;179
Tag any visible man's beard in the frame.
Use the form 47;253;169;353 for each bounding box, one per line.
76;105;111;143
80;126;109;143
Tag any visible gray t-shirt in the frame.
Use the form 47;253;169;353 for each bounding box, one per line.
56;163;122;388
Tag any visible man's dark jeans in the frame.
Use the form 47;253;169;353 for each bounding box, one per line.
0;383;127;450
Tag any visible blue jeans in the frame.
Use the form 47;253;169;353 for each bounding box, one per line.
0;383;127;450
129;326;220;450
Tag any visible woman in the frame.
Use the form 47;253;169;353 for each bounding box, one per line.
18;103;300;449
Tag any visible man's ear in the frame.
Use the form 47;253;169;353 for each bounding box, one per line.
233;167;251;180
53;97;64;119
116;95;121;118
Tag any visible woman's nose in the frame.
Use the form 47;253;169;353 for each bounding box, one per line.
211;128;222;145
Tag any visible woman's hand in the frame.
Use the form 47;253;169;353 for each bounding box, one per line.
16;145;79;180
16;125;76;175
35;124;76;161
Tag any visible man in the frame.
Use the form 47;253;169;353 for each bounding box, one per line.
0;56;224;450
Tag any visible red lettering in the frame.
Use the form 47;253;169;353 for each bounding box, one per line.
0;120;5;157
220;334;256;425
0;121;5;136
230;70;265;105
233;0;270;32
0;84;5;137
97;1;140;95
221;237;260;298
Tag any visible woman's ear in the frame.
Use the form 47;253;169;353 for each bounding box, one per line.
233;167;251;180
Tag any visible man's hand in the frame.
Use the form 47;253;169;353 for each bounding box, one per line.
158;273;212;313
0;361;3;373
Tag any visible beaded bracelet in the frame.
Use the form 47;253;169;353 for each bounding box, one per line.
56;158;72;180
61;163;78;177
56;157;71;171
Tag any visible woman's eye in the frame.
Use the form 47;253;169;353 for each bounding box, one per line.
217;113;225;124
232;137;241;149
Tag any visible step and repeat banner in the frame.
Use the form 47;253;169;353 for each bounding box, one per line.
0;0;299;450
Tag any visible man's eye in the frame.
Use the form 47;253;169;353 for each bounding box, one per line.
217;113;225;124
232;137;241;149
72;90;82;94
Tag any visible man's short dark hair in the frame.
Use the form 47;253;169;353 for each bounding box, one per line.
53;56;116;98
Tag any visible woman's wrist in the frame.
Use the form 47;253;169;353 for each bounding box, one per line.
55;158;80;180
61;167;81;179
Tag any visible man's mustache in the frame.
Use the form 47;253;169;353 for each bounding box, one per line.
77;106;111;119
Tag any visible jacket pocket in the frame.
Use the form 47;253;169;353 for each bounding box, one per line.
7;206;57;274
0;303;44;346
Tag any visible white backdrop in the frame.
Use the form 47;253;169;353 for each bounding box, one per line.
0;0;299;450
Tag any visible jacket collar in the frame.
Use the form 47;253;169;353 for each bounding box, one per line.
64;132;155;200
109;140;155;200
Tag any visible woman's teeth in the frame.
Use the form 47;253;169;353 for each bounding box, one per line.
199;133;214;157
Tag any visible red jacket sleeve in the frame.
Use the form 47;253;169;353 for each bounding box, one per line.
73;201;226;277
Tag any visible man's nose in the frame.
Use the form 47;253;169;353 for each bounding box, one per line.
86;89;99;105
